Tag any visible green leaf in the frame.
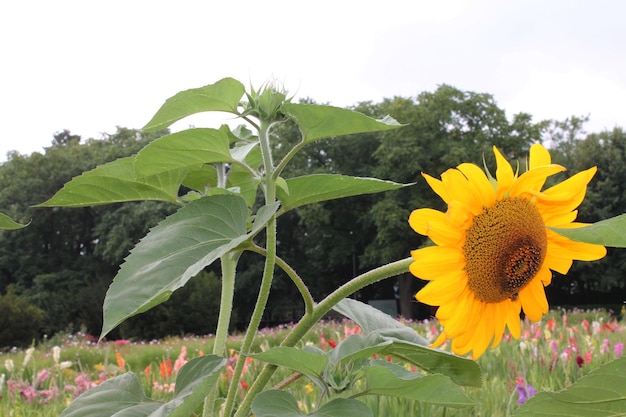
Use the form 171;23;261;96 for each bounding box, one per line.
143;77;246;131
59;355;226;417
0;213;27;230
59;373;159;417
100;195;279;338
513;357;626;417
36;157;184;207
333;299;482;387
313;398;373;417
277;175;410;212
158;356;227;417
381;341;482;387
251;390;373;417
281;102;403;143
333;298;428;346
550;214;626;247
362;365;474;409
134;128;233;177
251;347;328;379
327;334;392;366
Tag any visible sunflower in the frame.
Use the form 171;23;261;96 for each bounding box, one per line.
409;144;606;359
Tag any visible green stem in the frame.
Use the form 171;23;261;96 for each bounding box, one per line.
202;249;241;417
248;244;314;316
216;162;227;189
213;252;240;355
223;120;278;417
234;257;412;417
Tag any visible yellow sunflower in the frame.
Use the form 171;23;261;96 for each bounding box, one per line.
409;144;606;359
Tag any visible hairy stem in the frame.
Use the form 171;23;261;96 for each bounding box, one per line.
223;120;278;417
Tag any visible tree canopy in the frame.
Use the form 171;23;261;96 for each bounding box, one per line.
0;86;623;345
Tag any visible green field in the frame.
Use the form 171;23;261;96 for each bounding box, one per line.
1;309;623;417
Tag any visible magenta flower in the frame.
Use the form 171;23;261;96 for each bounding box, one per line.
515;377;537;405
615;343;624;358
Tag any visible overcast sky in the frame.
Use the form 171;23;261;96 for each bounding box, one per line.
1;0;624;161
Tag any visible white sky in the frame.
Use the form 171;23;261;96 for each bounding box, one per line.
1;0;625;161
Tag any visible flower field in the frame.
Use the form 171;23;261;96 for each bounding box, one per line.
1;308;624;417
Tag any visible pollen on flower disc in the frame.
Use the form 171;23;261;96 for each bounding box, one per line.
463;198;547;303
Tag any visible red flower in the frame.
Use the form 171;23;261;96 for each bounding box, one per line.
160;358;173;379
575;355;584;368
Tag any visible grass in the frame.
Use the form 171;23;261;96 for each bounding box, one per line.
1;308;624;417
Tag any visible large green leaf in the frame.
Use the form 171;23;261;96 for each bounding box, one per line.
277;175;410;212
36;157;185;207
59;355;226;417
134;128;233;177
333;299;482;387
513;357;626;417
281;102;403;144
362;365;474;408
333;298;428;346
143;77;246;131
326;334;392;367
0;213;27;230
251;347;328;379
551;214;626;247
101;195;279;338
251;390;373;417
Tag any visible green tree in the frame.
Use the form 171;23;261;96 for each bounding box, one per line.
547;127;626;306
0;127;172;338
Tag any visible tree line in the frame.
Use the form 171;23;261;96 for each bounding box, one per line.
1;85;624;347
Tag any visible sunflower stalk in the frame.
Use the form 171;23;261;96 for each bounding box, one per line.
222;119;279;417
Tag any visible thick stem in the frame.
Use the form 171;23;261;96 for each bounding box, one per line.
234;257;412;417
223;120;278;417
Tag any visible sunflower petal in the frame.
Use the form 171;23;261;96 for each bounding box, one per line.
415;271;467;306
441;169;482;216
422;172;450;203
494;146;515;196
519;279;548;322
410;246;464;280
457;162;496;208
509;165;565;198
409;208;462;245
529;143;551;169
547;230;607;262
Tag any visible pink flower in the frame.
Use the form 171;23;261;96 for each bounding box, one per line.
581;319;590;334
35;369;50;387
601;338;610;354
19;384;37;403
174;346;188;372
550;340;559;356
74;373;94;397
615;343;624;358
585;350;593;364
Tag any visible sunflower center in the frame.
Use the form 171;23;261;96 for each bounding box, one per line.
463;198;547;303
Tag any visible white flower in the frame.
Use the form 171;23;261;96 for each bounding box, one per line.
52;346;61;365
4;359;14;373
60;361;73;369
22;347;35;368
